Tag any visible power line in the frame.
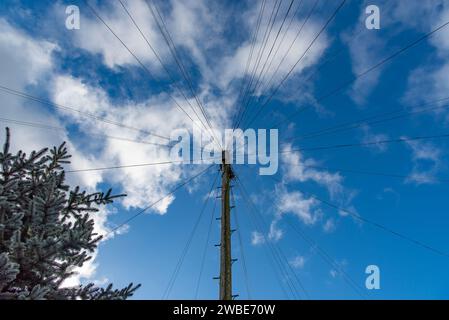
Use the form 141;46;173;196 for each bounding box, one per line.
235;0;296;130
238;0;282;115
234;131;449;159
294;1;396;92
244;0;347;129
30;164;214;270
25;161;215;275
66;158;220;173
230;0;267;133
281;96;449;144
267;175;449;260
145;0;222;149
108;164;215;237
117;0;212;138
237;175;309;299
194;185;218;299
230;0;333;149
220;129;445;167
236;174;310;299
235;164;365;298
149;0;211;126
0;85;170;141
245;0;297;103
231;188;252;300
279;132;449;154
82;0;213;144
234;177;295;299
280;161;449;184
298;187;449;260
163;169;220;299
271;17;449;129
256;0;305;96
235;0;285;130
260;0;397;124
0;117;170;148
259;0;320;99
284;217;366;299
234;0;283;130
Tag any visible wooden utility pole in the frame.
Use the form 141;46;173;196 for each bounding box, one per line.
219;150;234;300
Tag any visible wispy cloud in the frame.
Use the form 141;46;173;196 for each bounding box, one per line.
323;218;336;233
360;124;389;153
275;185;321;226
281;144;344;199
344;0;449;107
404;139;443;185
289;255;306;269
251;231;265;246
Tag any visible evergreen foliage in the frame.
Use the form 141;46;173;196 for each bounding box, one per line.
0;128;140;299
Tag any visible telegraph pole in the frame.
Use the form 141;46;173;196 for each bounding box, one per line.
219;150;234;300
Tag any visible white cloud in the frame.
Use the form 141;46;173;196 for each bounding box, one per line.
344;1;449;105
1;2;239;285
70;0;227;86
219;11;329;95
395;1;449;123
62;250;99;288
360;125;389;153
0;20;103;190
0;19;57;88
340;0;412;105
276;186;321;226
61;0;332;133
329;269;338;278
271;145;358;234
0;19;110;287
323;218;336;233
251;231;265;246
404;139;443;185
329;259;347;279
167;0;226;79
50;74;201;212
343;29;385;105
268;220;283;242
72;0;168;70
2;0;411;291
289;255;306;269
343;0;449;123
281;144;343;199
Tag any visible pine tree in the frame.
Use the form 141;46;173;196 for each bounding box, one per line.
0;128;140;299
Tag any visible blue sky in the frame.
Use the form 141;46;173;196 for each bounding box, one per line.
1;0;449;299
